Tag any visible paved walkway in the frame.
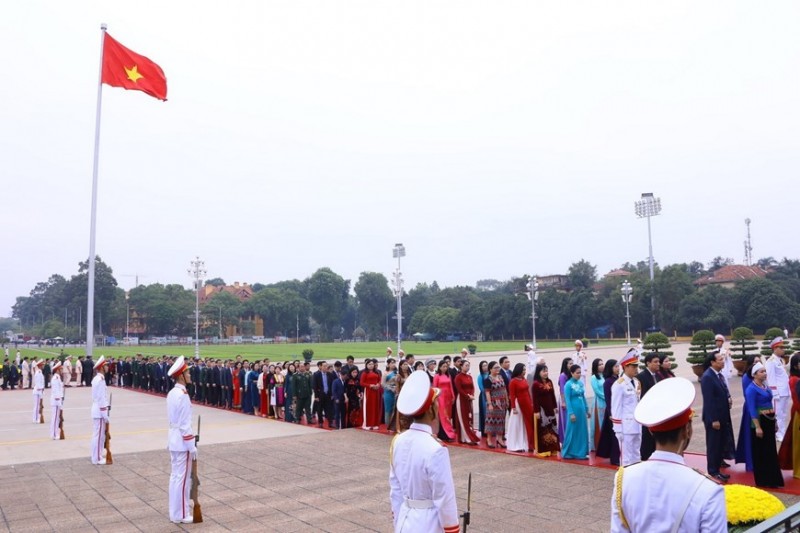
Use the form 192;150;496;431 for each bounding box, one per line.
1;343;799;532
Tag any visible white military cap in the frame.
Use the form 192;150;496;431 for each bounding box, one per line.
93;356;106;370
770;337;784;349
168;356;188;378
635;377;695;432
396;370;439;417
51;361;62;372
574;339;583;348
715;334;725;342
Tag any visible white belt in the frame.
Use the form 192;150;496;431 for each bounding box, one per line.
404;498;434;509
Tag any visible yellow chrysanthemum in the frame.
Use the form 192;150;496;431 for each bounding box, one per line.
725;484;785;526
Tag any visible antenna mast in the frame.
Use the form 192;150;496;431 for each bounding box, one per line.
744;218;753;266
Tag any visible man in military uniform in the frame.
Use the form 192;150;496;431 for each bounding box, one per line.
611;377;726;532
132;354;141;389
166;356;197;524
90;356;110;465
389;370;460;533
765;337;790;442
611;349;641;466
293;362;313;424
32;360;45;423
50;361;64;440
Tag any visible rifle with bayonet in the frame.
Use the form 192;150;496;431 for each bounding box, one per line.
461;472;472;532
39;397;44;424
104;393;113;464
191;415;203;523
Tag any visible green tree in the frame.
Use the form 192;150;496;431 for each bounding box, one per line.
730;327;758;363
353;272;394;337
247;288;311;337
568;260;597;291
655;264;694;332
202;291;243;338
687;330;715;367
305;268;348;339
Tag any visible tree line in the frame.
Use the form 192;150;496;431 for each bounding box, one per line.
10;256;800;342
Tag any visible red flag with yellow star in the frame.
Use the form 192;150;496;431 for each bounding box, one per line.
101;33;167;101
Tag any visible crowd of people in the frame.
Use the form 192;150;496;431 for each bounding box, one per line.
7;335;800;489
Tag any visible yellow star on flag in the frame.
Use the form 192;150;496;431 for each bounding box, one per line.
124;65;144;83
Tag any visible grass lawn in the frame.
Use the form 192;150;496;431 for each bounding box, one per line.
12;339;626;362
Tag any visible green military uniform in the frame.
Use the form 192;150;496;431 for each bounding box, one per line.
132;359;140;388
293;370;313;423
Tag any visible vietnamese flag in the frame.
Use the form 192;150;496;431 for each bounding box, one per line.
101;33;167;101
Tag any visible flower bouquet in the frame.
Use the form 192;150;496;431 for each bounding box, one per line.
725;484;785;532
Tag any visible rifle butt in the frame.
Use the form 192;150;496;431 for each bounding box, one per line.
39;398;44;424
105;421;113;464
191;458;202;522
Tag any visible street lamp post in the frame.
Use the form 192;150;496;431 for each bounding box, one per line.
188;256;207;359
621;280;633;345
125;291;130;345
634;193;662;330
392;243;406;353
526;276;539;348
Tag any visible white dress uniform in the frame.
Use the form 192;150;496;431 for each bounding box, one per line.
575;342;589;388
611;450;726;532
21;360;30;389
765;352;790;441
389;371;460;533
32;367;45;423
50;371;64;439
167;358;196;524
611;377;727;533
62;359;72;387
611;374;641;466
91;365;109;464
389;423;460;533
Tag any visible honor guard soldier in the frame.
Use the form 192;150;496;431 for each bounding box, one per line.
765;337;790;442
611;377;726;532
91;356;110;465
50;361;64;439
611;349;642;466
32;360;45;423
574;340;589;388
389;371;460;533
167;356;197;524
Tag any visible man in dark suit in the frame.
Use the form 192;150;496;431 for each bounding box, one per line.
499;356;512;391
637;352;661;460
701;351;733;482
312;361;335;428
82;356;93;387
223;360;234;409
208;360;221;406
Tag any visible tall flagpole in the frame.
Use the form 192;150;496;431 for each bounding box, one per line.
86;23;107;357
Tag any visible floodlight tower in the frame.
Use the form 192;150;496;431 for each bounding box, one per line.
188;256;207;359
634;193;661;330
392;243;406;353
526;276;540;348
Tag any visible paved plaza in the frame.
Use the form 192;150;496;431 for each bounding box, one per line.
1;343;799;532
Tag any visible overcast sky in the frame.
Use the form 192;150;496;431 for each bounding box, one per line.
2;1;798;317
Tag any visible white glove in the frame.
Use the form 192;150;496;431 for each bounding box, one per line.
102;413;110;423
190;446;198;460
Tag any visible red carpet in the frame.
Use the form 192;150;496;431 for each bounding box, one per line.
364;423;800;496
121;386;800;495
